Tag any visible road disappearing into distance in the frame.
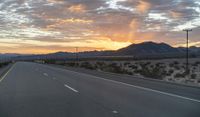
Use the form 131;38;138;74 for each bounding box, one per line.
0;62;200;117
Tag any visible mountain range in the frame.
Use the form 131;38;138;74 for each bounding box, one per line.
1;42;200;61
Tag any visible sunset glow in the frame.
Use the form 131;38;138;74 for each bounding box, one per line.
0;0;200;54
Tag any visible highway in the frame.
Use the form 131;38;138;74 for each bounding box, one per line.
0;62;200;117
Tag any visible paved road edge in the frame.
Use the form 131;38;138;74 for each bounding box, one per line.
0;63;15;82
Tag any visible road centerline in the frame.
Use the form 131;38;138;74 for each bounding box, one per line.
64;84;78;93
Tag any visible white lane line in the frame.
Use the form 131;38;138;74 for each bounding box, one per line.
112;110;118;114
86;74;200;103
42;65;200;103
98;77;200;103
43;73;48;77
61;69;200;103
0;64;15;83
64;84;78;93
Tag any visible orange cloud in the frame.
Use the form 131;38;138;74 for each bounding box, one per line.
47;0;64;3
68;4;86;13
170;11;183;19
136;0;151;13
174;41;200;47
47;18;93;29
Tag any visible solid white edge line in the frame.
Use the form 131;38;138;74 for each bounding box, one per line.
0;64;15;83
43;65;200;103
79;72;200;103
64;84;78;93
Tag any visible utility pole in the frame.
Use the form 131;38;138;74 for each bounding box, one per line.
75;47;78;67
183;29;192;75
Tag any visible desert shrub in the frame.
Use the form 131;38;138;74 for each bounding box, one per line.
146;62;151;65
166;69;174;76
0;64;3;68
0;62;10;68
66;62;76;67
190;74;197;79
173;61;179;65
169;69;174;74
107;63;124;73
156;62;164;67
190;54;197;58
57;62;65;65
80;62;95;70
96;62;105;67
192;63;198;67
139;62;151;69
134;69;141;74
129;65;138;69
161;70;168;76
44;59;55;64
169;63;174;68
95;62;133;75
135;65;164;79
174;65;180;70
124;62;130;66
150;65;154;68
195;61;200;65
174;72;187;78
181;65;185;69
126;71;133;75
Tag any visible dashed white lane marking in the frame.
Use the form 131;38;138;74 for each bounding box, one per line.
64;84;79;93
43;73;48;77
112;110;118;114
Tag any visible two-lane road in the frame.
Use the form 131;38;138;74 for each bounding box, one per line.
0;62;200;117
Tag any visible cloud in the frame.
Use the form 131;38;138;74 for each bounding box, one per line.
136;0;151;13
46;0;65;4
68;4;86;13
0;0;200;54
46;18;93;29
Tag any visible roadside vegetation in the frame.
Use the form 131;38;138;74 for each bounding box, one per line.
0;62;11;68
40;58;200;86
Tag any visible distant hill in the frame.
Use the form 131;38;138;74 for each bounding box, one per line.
116;42;180;56
0;53;21;59
5;42;200;61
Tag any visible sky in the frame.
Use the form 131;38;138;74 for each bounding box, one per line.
0;0;200;54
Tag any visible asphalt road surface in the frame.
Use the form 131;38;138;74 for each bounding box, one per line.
0;62;200;117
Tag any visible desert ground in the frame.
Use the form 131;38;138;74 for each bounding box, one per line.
59;58;200;87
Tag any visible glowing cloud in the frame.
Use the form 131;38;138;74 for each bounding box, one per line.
68;4;86;13
47;18;93;29
136;0;151;13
